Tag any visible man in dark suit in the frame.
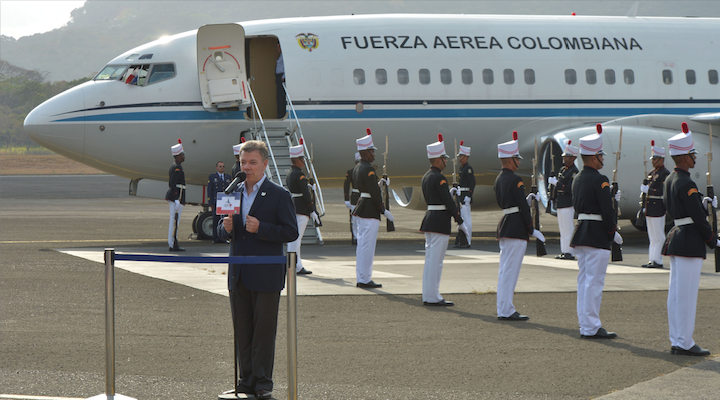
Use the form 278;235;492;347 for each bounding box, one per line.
218;140;298;400
207;161;231;243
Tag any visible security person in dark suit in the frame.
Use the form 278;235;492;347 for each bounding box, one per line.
548;141;579;260
453;141;475;247
494;131;545;320
570;125;622;339
208;161;232;243
421;134;469;306
286;139;317;275
352;129;394;289
218;140;298;399
640;141;670;268
662;123;718;356
165;139;186;251
344;152;361;244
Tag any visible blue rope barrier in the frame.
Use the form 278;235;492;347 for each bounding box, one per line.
113;254;287;264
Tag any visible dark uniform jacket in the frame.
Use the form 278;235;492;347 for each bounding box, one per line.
286;165;314;216
207;172;231;208
644;166;670;217
662;168;717;258
165;162;186;204
230;160;241;181
570;166;616;250
420;167;463;235
344;167;360;205
458;163;476;203
352;159;385;219
494;168;533;240
555;164;578;209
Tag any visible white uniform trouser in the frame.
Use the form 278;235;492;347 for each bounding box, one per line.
351;215;359;239
667;256;703;350
497;238;527;317
423;232;450;303
167;201;184;247
287;214;309;272
575;246;610;336
460;202;472;245
356;217;380;284
646;215;666;265
557;206;575;256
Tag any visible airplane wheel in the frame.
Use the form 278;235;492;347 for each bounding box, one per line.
194;211;214;240
191;213;200;234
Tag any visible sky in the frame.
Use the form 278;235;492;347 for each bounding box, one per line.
0;0;86;39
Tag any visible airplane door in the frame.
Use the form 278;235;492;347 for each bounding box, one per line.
655;62;679;100
247;37;281;119
197;24;250;110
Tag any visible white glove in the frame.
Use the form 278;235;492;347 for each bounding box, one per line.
449;187;459;197
614;190;622;202
378;177;390;187
463;196;471;205
174;200;180;207
383;209;394;222
526;193;539;206
531;229;546;243
310;183;317;192
716;239;720;247
547;176;558;186
458;222;470;238
613;231;623;245
702;196;718;210
640;184;649;194
345;200;353;210
310;211;320;225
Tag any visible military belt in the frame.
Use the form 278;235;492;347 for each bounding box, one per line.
578;213;603;221
427;205;446;211
458;187;470;191
502;206;519;215
648;195;663;199
360;192;372;198
674;217;693;226
351;189;360;193
291;193;303;198
175;184;186;189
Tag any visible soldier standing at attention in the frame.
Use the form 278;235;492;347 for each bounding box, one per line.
344;152;361;245
640;141;670;268
352;129;394;289
548;140;579;260
285;139;317;275
453;141;475;248
165;139;186;251
663;122;718;356
208;161;232;243
570;125;622;339
494;131;545;320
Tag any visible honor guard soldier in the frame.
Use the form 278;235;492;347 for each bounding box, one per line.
286;139;317;275
230;141;243;179
640;141;670;268
548;140;579;260
494;131;545;320
352;129;394;289
453;141;475;247
344;152;361;244
421;134;470;306
208;161;232;243
662;123;718;356
570;125;622;339
165;139;186;251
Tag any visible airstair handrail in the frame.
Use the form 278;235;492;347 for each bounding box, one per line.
247;82;282;185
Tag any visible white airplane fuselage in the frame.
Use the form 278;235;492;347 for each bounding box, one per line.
24;14;720;215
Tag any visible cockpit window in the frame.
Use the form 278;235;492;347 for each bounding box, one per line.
94;65;129;81
147;63;176;85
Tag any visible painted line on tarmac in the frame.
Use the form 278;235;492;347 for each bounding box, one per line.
0;395;84;400
1;239;161;244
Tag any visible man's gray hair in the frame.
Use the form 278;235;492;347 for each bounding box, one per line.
240;140;269;160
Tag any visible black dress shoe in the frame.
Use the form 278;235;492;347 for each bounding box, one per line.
212;240;226;244
169;246;185;251
424;299;454;306
297;268;313;275
498;311;529;321
356;280;382;289
671;344;711;356
555;253;575;260
641;261;663;268
255;389;272;399
581;327;617;339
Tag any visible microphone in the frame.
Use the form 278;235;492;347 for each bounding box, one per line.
224;171;247;194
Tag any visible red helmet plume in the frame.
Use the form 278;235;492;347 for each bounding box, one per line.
681;122;689;133
567;140;572;145
460;140;464;146
512;130;518;141
596;124;602;134
299;138;304;145
366;128;372;136
438;133;444;142
240;137;246;143
178;138;182;144
651;140;655;146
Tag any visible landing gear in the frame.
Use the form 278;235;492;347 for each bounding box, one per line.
192;210;214;240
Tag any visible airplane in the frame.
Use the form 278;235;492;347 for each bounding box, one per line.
24;13;720;240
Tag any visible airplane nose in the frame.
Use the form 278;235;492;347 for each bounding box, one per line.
24;84;86;158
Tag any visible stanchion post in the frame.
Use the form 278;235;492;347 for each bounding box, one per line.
287;252;298;400
105;248;116;397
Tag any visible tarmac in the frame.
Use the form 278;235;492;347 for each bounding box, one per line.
1;174;719;400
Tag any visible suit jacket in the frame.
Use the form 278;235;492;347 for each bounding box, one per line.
207;172;231;208
494;168;533;240
420;166;462;234
570;166;616;250
218;178;299;292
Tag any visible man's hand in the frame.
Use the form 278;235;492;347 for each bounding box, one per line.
345;200;353;210
463;196;471;205
378;177;390;187
383;209;394;222
449;187;459;197
526;193;540;206
640;184;649;194
311;211;320;225
531;229;546;243
459;222;470;238
702;196;718;210
614;190;622;202
613;231;623;245
223;215;233;232
174;199;180;207
246;215;260;233
547;176;558;186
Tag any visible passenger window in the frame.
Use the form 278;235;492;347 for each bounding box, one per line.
397;69;409;85
440;69;452;85
482;69;494;85
686;69;696;85
419;69;431;85
524;69;535;85
662;70;673;84
586;69;597;85
565;69;577;85
353;69;365;85
461;69;473;85
710;70;719;85
375;69;387;85
147;63;176;85
623;69;634;85
503;69;514;85
605;69;616;85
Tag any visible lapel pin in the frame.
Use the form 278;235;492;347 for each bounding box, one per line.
261;192;266;196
